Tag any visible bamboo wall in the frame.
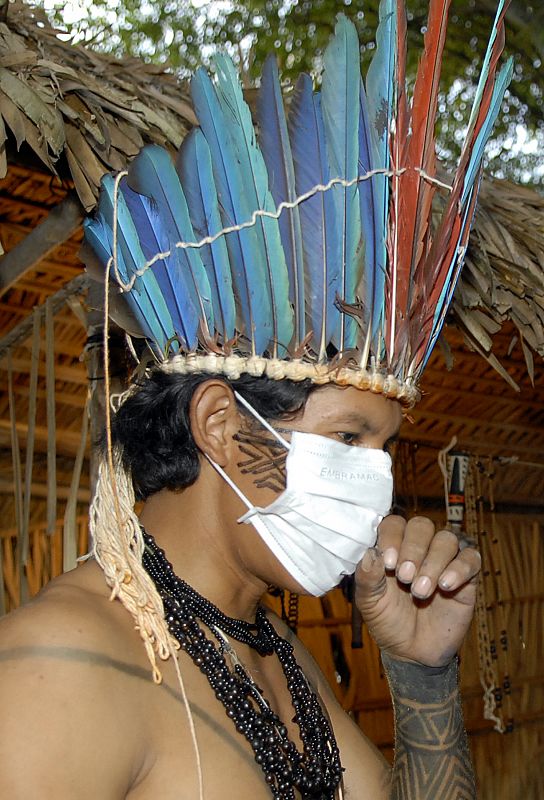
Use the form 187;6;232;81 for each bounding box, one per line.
0;514;89;614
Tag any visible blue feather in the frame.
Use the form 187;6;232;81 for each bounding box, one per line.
289;75;341;359
321;15;362;352
257;54;305;347
191;65;273;355
126;145;214;342
120;180;200;350
176;129;236;342
98;174;174;354
214;54;294;357
83;215;158;345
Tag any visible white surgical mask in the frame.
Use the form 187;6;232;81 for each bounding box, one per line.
207;394;393;596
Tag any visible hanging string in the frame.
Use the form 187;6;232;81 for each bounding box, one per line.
45;297;57;538
62;393;90;573
480;459;514;733
437;435;458;522
7;352;25;606
0;525;5;616
21;308;41;565
467;462;505;733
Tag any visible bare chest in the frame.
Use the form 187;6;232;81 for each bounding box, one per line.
126;645;338;800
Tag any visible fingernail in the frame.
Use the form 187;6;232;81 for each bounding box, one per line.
397;561;416;583
361;547;380;572
361;549;375;572
383;547;398;570
412;576;431;598
439;570;457;590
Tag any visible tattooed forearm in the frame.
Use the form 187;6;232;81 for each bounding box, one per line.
382;652;476;800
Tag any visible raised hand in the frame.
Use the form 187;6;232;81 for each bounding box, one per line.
354;515;481;667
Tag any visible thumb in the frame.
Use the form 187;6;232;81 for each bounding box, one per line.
354;547;388;615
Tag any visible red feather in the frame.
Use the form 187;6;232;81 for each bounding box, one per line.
395;0;452;323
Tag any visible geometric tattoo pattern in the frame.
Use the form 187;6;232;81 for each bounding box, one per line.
234;430;287;493
391;690;477;799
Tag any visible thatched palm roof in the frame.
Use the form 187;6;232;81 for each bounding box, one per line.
0;1;196;209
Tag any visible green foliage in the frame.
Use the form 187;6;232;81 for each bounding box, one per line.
48;0;543;185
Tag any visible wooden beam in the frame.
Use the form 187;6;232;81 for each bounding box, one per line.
0;479;89;503
0;194;84;297
0;419;87;456
8;383;86;409
0;273;88;359
420;380;544;413
410;408;544;437
400;429;544;458
0;355;86;385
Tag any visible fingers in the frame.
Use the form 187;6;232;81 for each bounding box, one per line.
354;547;387;612
438;547;481;593
377;515;481;600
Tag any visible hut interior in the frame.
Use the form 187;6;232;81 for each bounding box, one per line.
0;3;543;797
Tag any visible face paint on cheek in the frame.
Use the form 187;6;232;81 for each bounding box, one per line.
233;430;287;493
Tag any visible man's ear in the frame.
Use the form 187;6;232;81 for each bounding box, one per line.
189;380;240;466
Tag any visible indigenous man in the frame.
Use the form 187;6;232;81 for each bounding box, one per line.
0;4;510;798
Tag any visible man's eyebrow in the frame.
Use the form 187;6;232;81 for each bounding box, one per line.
328;413;373;429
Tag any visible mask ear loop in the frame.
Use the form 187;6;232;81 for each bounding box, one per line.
234;391;292;450
204;453;254;512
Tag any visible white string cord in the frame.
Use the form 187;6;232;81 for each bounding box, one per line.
110;166;453;294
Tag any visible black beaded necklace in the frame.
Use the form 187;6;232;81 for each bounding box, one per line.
141;529;343;799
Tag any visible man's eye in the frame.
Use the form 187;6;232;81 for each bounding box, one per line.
338;432;358;445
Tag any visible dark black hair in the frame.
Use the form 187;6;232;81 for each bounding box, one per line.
110;370;317;500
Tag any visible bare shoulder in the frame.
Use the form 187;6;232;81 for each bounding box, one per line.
264;608;391;799
0;562;149;799
0;560;141;677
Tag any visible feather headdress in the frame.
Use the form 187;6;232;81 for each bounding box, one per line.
84;1;512;407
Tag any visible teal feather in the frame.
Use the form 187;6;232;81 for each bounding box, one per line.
364;0;396;346
83;215;162;351
321;15;362;352
98;174;174;354
462;58;514;203
420;57;513;366
358;78;383;341
176;129;236;342
191;66;273;355
214;54;294;357
257;54;305;347
466;0;509;135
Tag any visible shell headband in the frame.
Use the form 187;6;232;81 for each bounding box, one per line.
83;1;512;407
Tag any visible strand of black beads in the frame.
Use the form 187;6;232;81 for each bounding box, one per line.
142;533;274;655
141;528;343;799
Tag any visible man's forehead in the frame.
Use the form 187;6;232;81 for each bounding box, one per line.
301;387;403;431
